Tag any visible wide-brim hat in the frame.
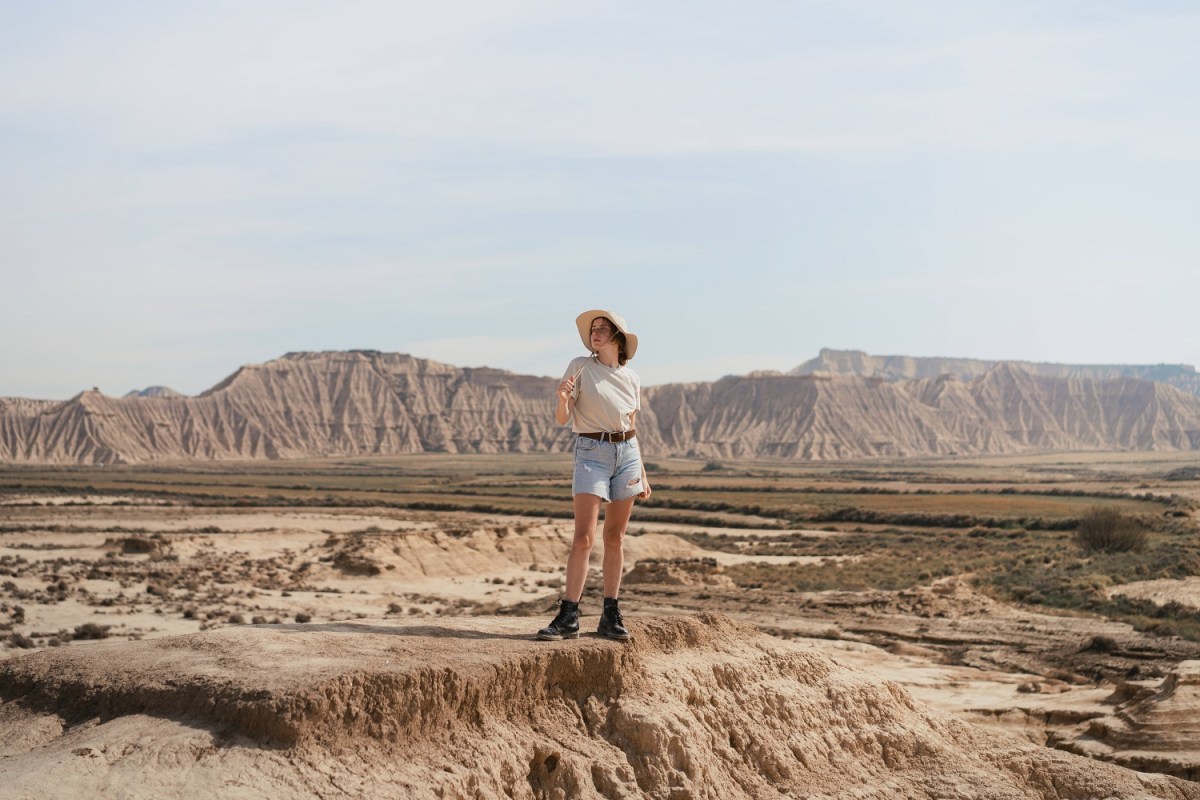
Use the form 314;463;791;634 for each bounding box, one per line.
576;309;638;361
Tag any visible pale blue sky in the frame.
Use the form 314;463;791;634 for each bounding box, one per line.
2;1;1198;398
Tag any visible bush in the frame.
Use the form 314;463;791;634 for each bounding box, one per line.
1074;507;1146;553
73;622;111;640
1081;634;1119;653
8;632;34;649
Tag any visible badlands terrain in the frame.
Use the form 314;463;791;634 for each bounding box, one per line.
793;348;1200;396
4;349;1200;464
3;451;1200;797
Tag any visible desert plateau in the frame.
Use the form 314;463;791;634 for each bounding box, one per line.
4;449;1200;798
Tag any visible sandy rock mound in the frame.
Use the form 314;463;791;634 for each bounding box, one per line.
623;557;736;588
314;523;572;582
0;613;1197;799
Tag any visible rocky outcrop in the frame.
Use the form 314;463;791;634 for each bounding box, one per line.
1;614;1197;799
3;351;1200;464
1063;660;1200;781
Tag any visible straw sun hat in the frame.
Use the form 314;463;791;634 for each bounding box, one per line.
575;309;638;361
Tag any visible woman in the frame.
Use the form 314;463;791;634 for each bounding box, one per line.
537;309;650;642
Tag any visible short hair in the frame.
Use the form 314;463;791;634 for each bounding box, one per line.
614;331;628;365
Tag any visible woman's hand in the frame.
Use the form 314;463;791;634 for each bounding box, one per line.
554;376;576;425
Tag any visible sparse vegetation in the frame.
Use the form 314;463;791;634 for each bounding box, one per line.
1;453;1198;645
1074;506;1147;553
8;632;35;648
72;622;111;639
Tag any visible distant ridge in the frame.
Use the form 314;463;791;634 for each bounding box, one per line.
2;350;1200;464
641;362;1200;460
0;351;566;464
123;386;184;399
793;348;1200;396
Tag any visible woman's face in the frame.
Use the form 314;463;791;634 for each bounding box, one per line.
589;318;615;349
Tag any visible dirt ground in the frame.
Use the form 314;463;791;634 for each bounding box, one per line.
0;500;1198;780
4;452;1200;790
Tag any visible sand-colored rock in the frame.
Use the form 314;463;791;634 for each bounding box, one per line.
5;350;1200;464
793;347;1200;397
0;351;571;464
1112;577;1200;611
622;557;737;588
1062;660;1200;780
1;613;1197;799
640;363;1200;459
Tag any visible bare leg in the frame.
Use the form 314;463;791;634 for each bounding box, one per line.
564;494;602;602
601;497;635;599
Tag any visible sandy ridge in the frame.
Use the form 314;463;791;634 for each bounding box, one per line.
0;615;739;746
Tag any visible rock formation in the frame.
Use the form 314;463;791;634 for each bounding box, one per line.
794;347;1200;396
3;350;1200;464
1;614;1197;799
1063;659;1200;781
639;363;1200;459
0;351;573;464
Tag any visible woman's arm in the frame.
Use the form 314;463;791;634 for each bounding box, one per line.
554;375;575;425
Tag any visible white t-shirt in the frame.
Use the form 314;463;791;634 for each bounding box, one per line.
562;355;640;434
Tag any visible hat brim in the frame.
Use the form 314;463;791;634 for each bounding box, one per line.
576;309;638;361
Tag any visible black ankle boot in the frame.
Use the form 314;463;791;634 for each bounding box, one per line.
597;597;631;641
537;599;580;641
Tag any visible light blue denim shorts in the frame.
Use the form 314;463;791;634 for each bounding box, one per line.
572;436;643;502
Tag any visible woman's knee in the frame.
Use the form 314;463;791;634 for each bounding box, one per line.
601;527;625;548
571;531;596;553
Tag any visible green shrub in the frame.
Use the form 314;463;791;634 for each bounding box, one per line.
1074;507;1146;553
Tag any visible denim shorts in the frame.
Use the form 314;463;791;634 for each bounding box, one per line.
572;436;643;502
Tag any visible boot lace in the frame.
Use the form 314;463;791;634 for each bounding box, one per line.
551;602;574;628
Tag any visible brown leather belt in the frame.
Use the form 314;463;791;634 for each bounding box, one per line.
578;430;636;443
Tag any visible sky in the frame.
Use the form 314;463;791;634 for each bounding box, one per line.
2;1;1199;399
